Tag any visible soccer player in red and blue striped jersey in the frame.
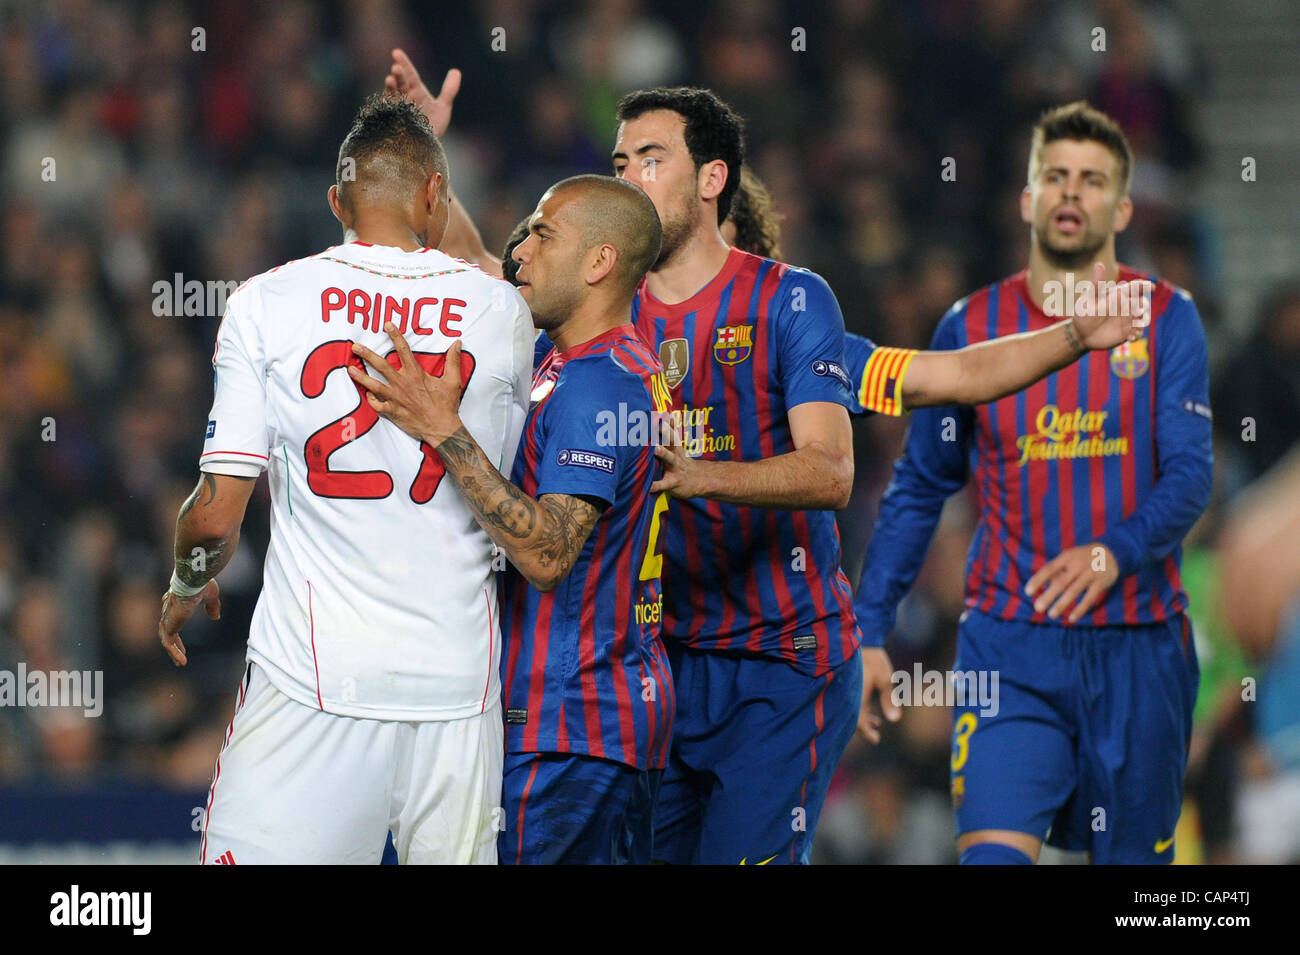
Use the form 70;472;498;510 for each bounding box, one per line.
849;103;1211;864
352;174;674;864
611;89;1151;865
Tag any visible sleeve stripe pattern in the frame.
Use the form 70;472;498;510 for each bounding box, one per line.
201;450;270;460
859;346;918;416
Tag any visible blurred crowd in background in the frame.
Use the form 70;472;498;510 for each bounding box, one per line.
1;0;1298;863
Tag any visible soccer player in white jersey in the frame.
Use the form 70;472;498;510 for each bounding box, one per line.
156;95;534;865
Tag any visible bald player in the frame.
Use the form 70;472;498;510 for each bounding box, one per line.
159;95;534;863
351;174;676;864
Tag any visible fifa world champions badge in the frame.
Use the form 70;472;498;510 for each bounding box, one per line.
659;338;690;389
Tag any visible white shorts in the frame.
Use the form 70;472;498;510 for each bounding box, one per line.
200;663;503;864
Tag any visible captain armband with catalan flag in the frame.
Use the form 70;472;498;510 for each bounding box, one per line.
858;346;919;417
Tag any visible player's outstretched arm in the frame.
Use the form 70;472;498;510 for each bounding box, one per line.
386;48;503;277
900;263;1150;409
158;471;257;666
350;325;600;591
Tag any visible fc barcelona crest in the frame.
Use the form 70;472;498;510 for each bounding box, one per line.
713;324;754;365
659;337;690;389
1109;338;1149;379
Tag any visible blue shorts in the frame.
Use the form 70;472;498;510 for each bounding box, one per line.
499;752;662;865
951;609;1199;864
652;644;863;865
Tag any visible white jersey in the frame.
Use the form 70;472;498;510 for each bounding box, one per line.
200;242;534;721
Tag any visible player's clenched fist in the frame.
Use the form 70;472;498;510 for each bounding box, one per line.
1024;542;1120;624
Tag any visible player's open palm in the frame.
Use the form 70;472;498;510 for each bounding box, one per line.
651;417;708;499
1024;542;1119;623
349;324;465;448
386;48;460;138
1072;260;1153;351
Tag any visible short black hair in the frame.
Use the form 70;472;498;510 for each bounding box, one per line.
502;217;531;286
616;86;745;226
336;94;449;211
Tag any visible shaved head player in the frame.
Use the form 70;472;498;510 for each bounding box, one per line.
350;174;676;864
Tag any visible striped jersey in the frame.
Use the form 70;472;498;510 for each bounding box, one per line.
500;325;675;771
632;247;901;677
851;267;1213;638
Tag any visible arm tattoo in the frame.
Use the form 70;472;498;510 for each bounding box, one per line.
178;474;216;518
174;472;253;589
174;539;231;590
179;472;253;518
535;495;602;573
436;426;602;587
1063;319;1086;357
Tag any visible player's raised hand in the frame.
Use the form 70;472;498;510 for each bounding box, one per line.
158;579;222;667
386;48;460;138
350;324;466;448
1024;542;1120;623
1071;260;1152;351
857;646;902;744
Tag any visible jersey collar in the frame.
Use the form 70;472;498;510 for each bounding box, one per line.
555;323;639;360
637;246;748;316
